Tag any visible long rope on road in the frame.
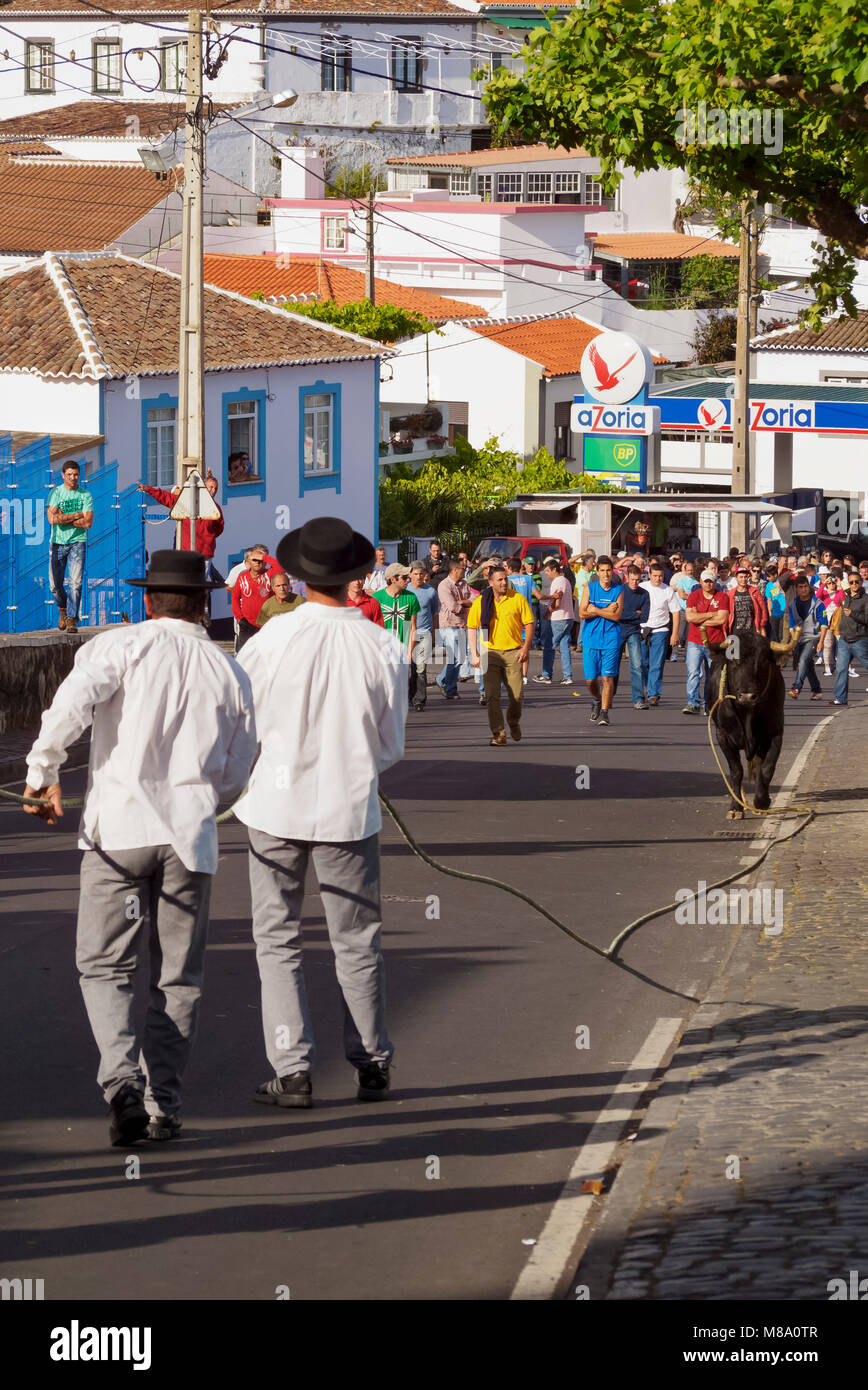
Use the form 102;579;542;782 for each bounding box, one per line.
1;692;820;997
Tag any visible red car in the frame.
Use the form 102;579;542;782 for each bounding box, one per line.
471;536;572;569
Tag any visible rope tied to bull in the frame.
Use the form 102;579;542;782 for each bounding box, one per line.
707;660;813;819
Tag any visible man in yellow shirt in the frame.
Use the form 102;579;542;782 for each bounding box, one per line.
467;565;534;745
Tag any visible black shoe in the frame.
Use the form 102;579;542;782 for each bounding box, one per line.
147;1114;182;1141
412;701;426;711
589;700;601;723
254;1073;313;1108
356;1063;390;1102
478;693;486;706
445;692;460;700
598;709;610;726
108;1084;149;1147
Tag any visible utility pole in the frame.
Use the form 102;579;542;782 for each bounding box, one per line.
730;196;752;551
365;189;376;304
748;213;759;337
176;8;205;549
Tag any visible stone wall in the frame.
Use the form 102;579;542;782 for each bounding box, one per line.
0;630;100;735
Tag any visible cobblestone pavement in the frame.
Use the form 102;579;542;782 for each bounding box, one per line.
576;701;868;1301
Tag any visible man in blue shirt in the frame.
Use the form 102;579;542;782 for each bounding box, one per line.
787;575;827;699
579;555;623;727
408;563;440;711
614;565;651;708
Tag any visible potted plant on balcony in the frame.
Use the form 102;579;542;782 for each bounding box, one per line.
390;434;413;455
426;433;447;449
378;440;390;456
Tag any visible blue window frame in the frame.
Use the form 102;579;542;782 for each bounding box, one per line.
222;387;266;500
140;393;178;489
299;381;341;496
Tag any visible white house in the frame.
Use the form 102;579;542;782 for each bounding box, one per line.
0;252;387;614
0;0;498;189
381;312;668;458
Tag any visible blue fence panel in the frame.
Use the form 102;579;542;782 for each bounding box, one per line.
14;438;53;633
0;433;12;630
81;461;119;628
118;481;146;624
0;444;147;633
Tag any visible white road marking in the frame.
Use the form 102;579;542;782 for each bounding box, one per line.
509;1016;683;1301
510;717;832;1302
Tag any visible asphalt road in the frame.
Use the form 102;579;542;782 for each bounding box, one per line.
0;650;836;1300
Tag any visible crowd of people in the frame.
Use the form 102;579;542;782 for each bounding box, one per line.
345;539;868;736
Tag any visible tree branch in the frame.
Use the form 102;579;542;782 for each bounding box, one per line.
716;73;868;129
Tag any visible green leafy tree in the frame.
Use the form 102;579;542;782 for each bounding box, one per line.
691;312;738;364
326;162;387;200
679;255;740;308
481;0;868;321
379;436;625;539
283;300;436;343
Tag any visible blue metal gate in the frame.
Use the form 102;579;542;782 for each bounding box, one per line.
0;435;146;633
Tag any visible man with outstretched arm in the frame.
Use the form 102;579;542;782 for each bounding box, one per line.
22;551;256;1147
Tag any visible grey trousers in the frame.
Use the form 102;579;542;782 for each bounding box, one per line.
248;827;393;1076
77;845;211;1117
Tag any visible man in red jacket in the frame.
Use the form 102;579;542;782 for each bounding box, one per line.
347;575;385;626
232;545;281;648
137;470;225;562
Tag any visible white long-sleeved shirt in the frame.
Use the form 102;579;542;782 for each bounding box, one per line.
234;601;408;842
26;619;257;874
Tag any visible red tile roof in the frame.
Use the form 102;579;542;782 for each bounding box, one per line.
0;154;182;254
464;313;667;376
202;253;486;321
0;101;226;143
388;144;589;168
591;233;739;261
0;253;387;380
752;311;868;352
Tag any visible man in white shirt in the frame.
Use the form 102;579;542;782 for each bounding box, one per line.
235;517;408;1108
23;551;257;1148
640;562;681;705
363;546;389;593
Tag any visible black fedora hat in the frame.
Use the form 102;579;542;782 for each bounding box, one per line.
126;550;224;590
277;516;374;586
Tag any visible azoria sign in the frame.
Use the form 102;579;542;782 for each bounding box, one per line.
571;403;660;436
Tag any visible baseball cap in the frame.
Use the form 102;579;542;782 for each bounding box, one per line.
818;565;830;575
385;562;411;580
616;550;627;558
700;569;716;582
736;565;750;575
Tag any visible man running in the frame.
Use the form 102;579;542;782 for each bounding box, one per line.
579;555;623;727
467;565;533;745
23;551;256;1146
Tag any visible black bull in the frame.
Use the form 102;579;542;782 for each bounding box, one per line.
709;631;786;818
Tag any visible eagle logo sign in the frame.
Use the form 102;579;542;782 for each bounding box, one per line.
697;398;728;430
586;342;638;393
579;331;650;405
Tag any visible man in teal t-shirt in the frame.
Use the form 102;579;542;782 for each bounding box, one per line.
46;461;94;632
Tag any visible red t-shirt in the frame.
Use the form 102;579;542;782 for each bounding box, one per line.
231;555;280;625
687;589;730;646
348;591;385;626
